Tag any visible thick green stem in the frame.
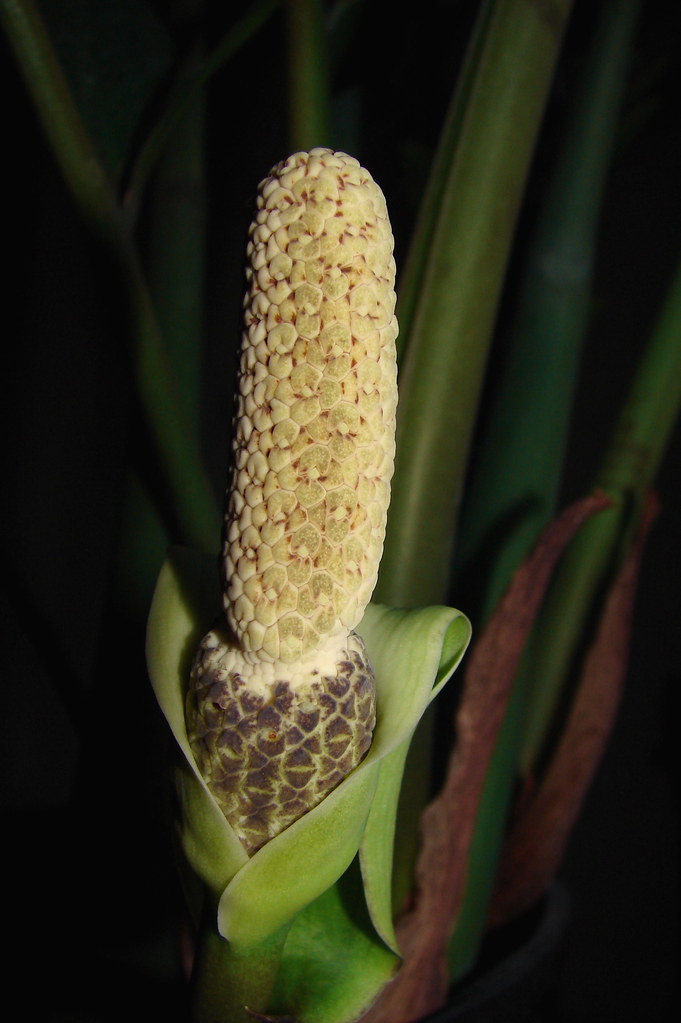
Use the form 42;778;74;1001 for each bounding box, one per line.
455;0;640;626
2;0;219;551
375;0;574;610
285;0;330;151
445;2;650;979
447;0;641;968
394;0;495;367
371;0;574;947
191;912;290;1023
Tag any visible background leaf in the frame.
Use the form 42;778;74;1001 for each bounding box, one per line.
39;0;173;180
3;1;680;1019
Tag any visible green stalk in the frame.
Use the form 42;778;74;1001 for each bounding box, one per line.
1;0;219;551
123;0;280;221
125;254;219;551
383;0;496;914
375;0;574;610
520;252;681;773
0;0;120;244
145;58;206;445
376;0;573;923
455;0;641;623
394;0;495;366
117;13;209;615
191;914;290;1023
285;0;331;151
446;1;643;980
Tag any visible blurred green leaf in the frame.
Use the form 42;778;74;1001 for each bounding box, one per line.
1;0;220;551
520;250;681;772
40;0;173;179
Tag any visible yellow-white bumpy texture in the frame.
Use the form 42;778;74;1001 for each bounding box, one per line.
186;149;397;853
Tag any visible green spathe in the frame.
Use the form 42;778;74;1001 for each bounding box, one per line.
146;546;470;949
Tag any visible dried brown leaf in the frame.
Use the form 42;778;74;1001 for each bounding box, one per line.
488;493;659;928
362;492;610;1023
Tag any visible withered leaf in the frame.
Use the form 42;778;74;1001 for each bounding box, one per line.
488;493;658;928
362;492;610;1023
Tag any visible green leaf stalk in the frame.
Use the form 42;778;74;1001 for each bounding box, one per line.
4;1;679;1020
446;0;642;979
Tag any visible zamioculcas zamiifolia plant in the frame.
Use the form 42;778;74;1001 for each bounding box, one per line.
3;1;679;1021
147;147;471;1020
186;150;399;853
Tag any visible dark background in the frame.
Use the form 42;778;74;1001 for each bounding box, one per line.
2;1;679;1020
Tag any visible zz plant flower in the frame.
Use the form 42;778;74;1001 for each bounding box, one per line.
147;149;471;1020
4;2;679;1022
187;149;399;853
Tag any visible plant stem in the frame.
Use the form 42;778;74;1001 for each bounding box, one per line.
454;0;641;625
446;1;646;978
520;250;681;772
374;0;574;941
124;254;220;551
116;5;210;614
145;55;206;445
1;0;120;243
2;0;220;551
394;0;495;367
375;0;574;610
191;914;289;1023
123;0;280;220
285;0;331;151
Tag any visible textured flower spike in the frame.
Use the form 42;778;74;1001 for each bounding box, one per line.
186;149;398;854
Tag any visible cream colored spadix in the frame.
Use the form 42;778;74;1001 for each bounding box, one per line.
186;149;398;853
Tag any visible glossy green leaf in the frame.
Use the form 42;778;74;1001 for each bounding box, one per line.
146;547;470;949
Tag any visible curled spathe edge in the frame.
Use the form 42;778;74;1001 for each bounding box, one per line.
146;546;471;949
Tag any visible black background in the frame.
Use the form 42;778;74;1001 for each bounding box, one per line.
2;1;679;1019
